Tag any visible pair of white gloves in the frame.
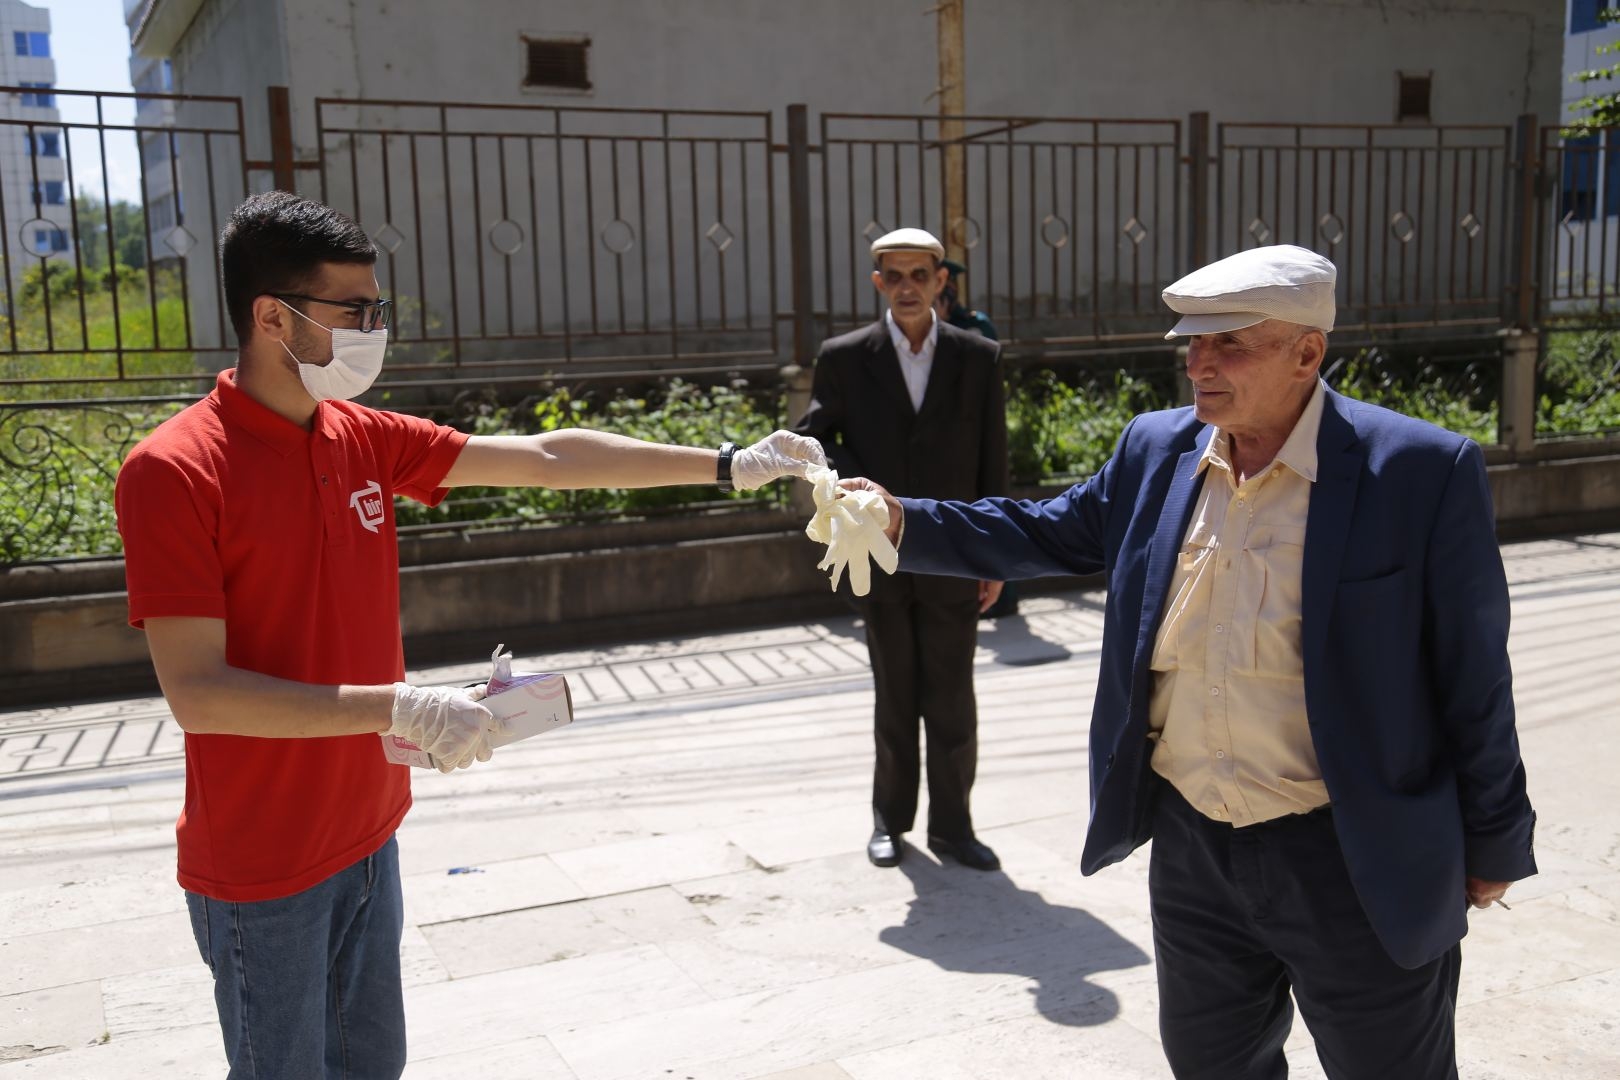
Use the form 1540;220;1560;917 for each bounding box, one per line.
389;430;828;772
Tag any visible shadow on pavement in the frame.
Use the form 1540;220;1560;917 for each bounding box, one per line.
976;613;1073;667
879;854;1151;1026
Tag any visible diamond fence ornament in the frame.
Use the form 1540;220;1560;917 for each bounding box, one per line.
1121;217;1148;246
1248;217;1272;244
1317;213;1346;247
1459;212;1482;240
164;225;198;258
1388;212;1416;245
1561;210;1584;238
487;219;525;256
705;222;734;253
373;223;406;255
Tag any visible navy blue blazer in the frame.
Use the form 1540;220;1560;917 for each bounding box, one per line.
898;389;1537;968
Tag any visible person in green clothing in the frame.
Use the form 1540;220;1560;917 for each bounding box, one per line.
935;258;999;341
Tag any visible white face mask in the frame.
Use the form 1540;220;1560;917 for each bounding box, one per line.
277;299;388;402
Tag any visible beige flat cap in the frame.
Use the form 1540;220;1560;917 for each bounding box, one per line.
1163;244;1337;339
869;227;944;261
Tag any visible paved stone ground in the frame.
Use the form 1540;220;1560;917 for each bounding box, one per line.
3;533;1620;1078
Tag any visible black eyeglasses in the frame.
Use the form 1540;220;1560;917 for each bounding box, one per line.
271;293;392;333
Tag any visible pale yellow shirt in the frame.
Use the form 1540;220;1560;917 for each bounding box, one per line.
1147;379;1330;827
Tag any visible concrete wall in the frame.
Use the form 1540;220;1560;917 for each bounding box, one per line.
140;0;1566;362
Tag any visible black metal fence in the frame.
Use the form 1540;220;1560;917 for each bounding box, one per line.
3;87;1620;565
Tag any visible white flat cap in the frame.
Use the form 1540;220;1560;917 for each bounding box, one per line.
1162;244;1337;339
870;227;944;261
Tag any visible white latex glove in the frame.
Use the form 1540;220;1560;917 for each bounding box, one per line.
803;464;898;596
731;430;828;491
388;683;500;773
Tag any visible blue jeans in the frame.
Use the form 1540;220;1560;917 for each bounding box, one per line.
186;836;406;1080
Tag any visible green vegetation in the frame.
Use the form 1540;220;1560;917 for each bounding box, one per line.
1568;8;1620;137
5;252;1620;561
1004;367;1171;483
393;378;786;530
1539;328;1620;436
1324;349;1499;445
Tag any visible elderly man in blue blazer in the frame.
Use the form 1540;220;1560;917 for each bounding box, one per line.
843;244;1536;1080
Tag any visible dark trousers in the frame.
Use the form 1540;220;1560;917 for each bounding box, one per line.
862;596;981;839
1150;784;1461;1080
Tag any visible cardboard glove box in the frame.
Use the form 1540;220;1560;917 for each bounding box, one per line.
382;646;574;769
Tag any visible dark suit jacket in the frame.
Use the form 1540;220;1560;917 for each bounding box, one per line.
895;389;1537;968
795;319;1008;604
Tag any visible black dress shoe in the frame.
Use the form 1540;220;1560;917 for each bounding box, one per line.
867;829;901;867
926;833;1000;871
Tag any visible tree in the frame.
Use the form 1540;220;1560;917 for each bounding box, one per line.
1569;10;1620;136
71;192;148;272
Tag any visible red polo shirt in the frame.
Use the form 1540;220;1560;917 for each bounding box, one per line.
116;369;468;901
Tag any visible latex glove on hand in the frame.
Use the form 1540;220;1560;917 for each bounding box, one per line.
730;430;828;490
803;465;899;597
389;683;501;773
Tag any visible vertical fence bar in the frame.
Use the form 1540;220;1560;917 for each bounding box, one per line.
268;86;296;194
1508;114;1538;329
786;104;816;365
1185;110;1211;276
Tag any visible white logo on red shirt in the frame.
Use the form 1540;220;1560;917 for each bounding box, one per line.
349;480;385;533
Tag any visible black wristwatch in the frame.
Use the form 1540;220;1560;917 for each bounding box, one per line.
717;441;738;492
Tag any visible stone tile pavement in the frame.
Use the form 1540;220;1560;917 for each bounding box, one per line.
3;533;1620;1077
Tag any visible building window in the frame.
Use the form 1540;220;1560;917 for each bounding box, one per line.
13;30;49;57
1571;0;1610;34
1397;73;1431;122
31;227;67;254
32;181;64;206
1563;135;1600;221
522;37;590;91
19;82;54;108
24;131;61;157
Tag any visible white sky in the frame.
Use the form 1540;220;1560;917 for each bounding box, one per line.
38;0;142;203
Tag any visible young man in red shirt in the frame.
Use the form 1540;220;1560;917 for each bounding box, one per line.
115;191;822;1079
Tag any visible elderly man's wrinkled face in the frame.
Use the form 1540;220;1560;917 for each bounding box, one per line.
1184;320;1323;438
873;251;947;326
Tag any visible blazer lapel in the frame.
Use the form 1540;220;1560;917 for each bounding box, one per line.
1301;390;1364;674
1134;427;1212;662
865;322;916;417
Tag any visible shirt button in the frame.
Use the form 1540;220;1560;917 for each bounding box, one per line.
1209;686;1220;697
1211;807;1224;818
1271;468;1280;477
1215;750;1226;759
1214;623;1225;633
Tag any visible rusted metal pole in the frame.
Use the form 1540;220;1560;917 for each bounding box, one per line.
1187;111;1211;276
267;86;296;193
937;0;967;271
1508;113;1539;330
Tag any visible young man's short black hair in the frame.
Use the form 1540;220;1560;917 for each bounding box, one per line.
220;191;377;342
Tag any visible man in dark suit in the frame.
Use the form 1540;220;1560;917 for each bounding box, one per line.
841;244;1536;1078
796;227;1009;872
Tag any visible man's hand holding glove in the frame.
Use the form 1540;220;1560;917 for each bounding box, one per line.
804;468;900;596
730;430;828;490
388;683;501;773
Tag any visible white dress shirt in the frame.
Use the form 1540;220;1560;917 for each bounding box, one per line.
885;309;939;412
